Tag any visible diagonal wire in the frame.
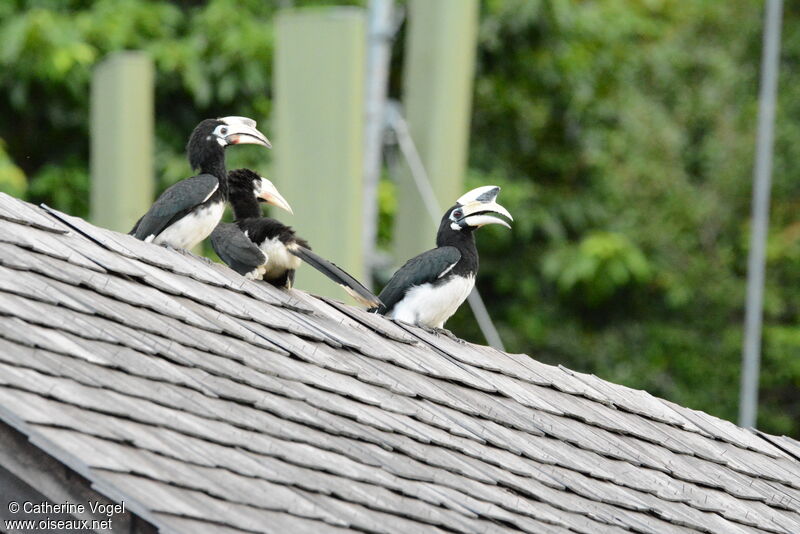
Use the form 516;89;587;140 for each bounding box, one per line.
386;103;506;351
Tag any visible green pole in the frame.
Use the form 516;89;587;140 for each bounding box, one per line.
90;51;154;232
393;0;479;262
274;8;366;300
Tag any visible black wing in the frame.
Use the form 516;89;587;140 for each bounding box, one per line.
289;246;381;308
130;174;219;240
375;246;462;314
210;222;267;276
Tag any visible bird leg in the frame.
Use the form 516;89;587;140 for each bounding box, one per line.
389;318;466;344
422;325;466;344
161;244;214;265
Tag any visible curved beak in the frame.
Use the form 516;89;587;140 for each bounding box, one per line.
454;185;512;229
257;178;293;214
225;124;272;149
459;202;513;229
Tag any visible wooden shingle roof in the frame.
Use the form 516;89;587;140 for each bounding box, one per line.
0;192;799;534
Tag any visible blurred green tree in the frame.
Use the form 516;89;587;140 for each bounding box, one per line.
0;139;26;197
449;0;800;436
1;0;798;436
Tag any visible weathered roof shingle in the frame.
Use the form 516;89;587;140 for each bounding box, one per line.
0;192;799;534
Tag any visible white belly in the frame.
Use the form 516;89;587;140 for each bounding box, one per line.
389;275;475;328
259;238;301;281
151;202;225;250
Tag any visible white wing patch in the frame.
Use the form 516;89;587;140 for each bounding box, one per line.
201;182;219;203
437;262;458;279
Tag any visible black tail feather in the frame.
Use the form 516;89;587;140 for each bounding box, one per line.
289;246;381;308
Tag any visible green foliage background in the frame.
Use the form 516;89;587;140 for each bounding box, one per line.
1;0;798;436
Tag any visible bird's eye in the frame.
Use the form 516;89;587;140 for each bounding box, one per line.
220;127;228;135
453;210;463;219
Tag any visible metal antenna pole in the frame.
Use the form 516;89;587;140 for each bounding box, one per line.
739;0;783;429
362;0;396;288
387;104;506;351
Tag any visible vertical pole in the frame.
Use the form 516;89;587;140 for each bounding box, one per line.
740;0;783;429
274;8;366;300
90;52;154;232
393;0;479;262
362;0;395;289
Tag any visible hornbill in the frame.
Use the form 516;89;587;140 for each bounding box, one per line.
130;116;271;250
372;186;512;331
210;169;381;308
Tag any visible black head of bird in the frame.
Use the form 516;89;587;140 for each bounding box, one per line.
437;185;512;244
227;168;293;219
186;116;272;172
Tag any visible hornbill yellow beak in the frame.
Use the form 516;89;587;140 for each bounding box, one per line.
455;185;513;229
220;116;272;148
256;177;293;214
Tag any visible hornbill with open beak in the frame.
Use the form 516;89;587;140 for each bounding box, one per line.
210;169;381;307
130;116;271;250
372;186;512;330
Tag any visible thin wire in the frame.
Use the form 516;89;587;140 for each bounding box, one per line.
386;103;506;351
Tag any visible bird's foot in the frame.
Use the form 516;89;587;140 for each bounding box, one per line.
161;244;191;255
422;326;465;343
161;244;213;265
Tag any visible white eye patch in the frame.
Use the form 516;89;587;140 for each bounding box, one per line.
211;124;229;145
449;208;464;221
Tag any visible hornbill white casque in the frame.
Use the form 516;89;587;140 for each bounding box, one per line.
130;116;271;250
210;169;381;308
372;186;512;332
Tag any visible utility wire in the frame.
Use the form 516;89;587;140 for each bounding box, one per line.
386;103;506;351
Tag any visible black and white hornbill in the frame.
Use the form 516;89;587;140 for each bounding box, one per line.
210;169;381;308
130;116;271;250
372;186;512;330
